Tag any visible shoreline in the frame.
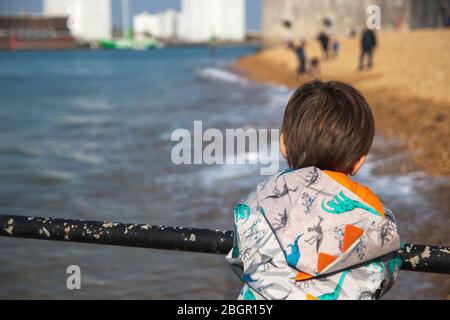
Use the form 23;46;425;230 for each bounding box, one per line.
234;29;450;177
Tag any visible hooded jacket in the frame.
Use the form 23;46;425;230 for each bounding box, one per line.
226;167;401;300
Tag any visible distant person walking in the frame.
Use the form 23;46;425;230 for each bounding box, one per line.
359;27;377;70
317;31;330;59
287;39;307;77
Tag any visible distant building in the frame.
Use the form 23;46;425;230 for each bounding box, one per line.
262;0;450;45
43;0;112;42
0;16;75;49
160;9;178;40
133;12;157;40
178;0;246;42
133;10;178;41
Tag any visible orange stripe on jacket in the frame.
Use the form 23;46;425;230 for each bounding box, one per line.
323;171;385;217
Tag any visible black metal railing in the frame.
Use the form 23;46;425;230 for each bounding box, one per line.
1;214;449;274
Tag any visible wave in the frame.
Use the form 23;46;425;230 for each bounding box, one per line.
55;115;91;126
27;169;74;186
0;145;45;157
196;67;248;84
54;115;107;126
194;163;259;188
75;98;112;111
263;86;293;108
50;142;105;165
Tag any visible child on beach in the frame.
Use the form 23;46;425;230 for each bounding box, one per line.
332;38;340;57
226;81;402;300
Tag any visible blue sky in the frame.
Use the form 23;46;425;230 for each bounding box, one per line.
0;0;262;30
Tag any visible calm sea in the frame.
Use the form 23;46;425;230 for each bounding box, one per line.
0;47;448;299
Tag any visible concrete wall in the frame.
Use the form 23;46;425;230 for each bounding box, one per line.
261;0;447;46
410;0;450;28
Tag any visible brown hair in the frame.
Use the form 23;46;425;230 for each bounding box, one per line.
281;80;375;174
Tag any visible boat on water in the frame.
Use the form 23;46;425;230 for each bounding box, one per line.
97;0;160;50
97;38;160;50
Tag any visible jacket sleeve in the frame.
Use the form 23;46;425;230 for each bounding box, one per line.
373;201;402;298
225;192;302;300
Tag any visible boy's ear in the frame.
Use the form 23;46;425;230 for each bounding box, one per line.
350;155;367;176
280;133;287;159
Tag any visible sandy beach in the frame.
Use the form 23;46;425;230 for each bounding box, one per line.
235;29;450;176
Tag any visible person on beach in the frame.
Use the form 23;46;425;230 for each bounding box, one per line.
331;37;340;58
359;27;377;70
227;81;402;300
286;39;307;76
317;31;330;59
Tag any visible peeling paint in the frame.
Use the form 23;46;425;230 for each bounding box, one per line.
42;227;50;237
409;255;420;268
4;226;13;235
4;218;14;235
421;246;431;259
64;226;71;240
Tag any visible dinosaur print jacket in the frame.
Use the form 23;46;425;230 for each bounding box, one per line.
226;167;402;300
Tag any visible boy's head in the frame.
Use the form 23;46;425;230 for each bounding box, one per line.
281;81;375;175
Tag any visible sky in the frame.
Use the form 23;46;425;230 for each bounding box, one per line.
0;0;262;30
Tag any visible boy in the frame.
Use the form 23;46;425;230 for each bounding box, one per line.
226;81;401;300
332;38;340;58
